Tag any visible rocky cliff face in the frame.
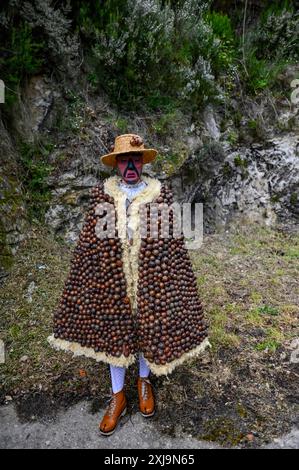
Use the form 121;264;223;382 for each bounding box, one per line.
172;134;299;232
170;65;299;231
0;67;298;269
0;119;27;274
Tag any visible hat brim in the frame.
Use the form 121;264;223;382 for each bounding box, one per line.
101;149;158;168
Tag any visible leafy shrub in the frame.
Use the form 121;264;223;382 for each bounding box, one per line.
244;49;285;94
205;11;237;74
0;0;80;108
19;141;54;221
21;0;80;74
76;0;223;111
1;0;298;113
241;2;298;94
255;3;298;62
0;22;44;105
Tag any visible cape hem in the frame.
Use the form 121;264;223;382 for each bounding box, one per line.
143;337;212;376
47;335;211;375
47;335;136;368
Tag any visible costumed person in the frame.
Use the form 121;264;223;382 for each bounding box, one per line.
48;134;210;436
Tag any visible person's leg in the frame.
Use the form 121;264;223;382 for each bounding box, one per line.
109;365;126;393
137;353;155;416
138;353;150;378
99;365;127;435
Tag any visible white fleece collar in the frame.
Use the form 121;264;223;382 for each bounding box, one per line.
103;174;161;311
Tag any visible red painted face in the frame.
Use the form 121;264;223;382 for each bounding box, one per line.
116;153;143;184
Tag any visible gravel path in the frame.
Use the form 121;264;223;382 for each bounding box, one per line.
0;401;298;449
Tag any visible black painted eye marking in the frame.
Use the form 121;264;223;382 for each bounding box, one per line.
124;158;140;177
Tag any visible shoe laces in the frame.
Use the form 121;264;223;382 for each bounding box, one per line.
140;378;151;401
106;395;118;417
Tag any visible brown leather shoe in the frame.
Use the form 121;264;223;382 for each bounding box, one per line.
99;389;127;436
137;377;155;417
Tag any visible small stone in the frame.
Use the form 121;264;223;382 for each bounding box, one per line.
26;281;37;303
37;264;47;270
246;433;254;441
20;355;29;363
5;395;13;402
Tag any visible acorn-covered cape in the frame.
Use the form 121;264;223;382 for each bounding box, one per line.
48;175;210;375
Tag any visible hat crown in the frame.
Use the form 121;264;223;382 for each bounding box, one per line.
101;133;157;167
112;134;145;154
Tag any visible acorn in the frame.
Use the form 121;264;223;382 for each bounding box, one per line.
52;180;207;363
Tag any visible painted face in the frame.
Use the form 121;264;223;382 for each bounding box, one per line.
116;152;143;184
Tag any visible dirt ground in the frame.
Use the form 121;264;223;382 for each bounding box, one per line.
0;221;298;448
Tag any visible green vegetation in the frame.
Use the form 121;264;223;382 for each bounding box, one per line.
0;223;298;446
1;1;297;113
0;220;14;270
205;10;237;76
2;222;298;390
151;110;180;137
84;0;221;112
240;1;298;94
0;22;44;106
18;141;54;222
255;339;280;352
234;155;248;168
202;417;245;446
256;305;279;316
290;193;298;206
227;131;239;145
74;0;298;107
153;141;189;176
190;224;299;353
57;91;85;134
0;2;297;262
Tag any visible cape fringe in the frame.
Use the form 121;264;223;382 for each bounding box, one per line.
103;175;161;312
142;338;212;376
49;177;211;375
47;335;136;368
47;335;211;375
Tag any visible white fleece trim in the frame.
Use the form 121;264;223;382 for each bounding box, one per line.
47;335;211;375
143;338;212;376
103;175;161;313
47;334;136;367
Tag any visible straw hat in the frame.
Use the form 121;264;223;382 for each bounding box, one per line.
101;134;158;167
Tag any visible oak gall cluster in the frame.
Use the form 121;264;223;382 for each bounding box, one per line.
136;184;208;365
53;183;136;358
52;182;208;366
